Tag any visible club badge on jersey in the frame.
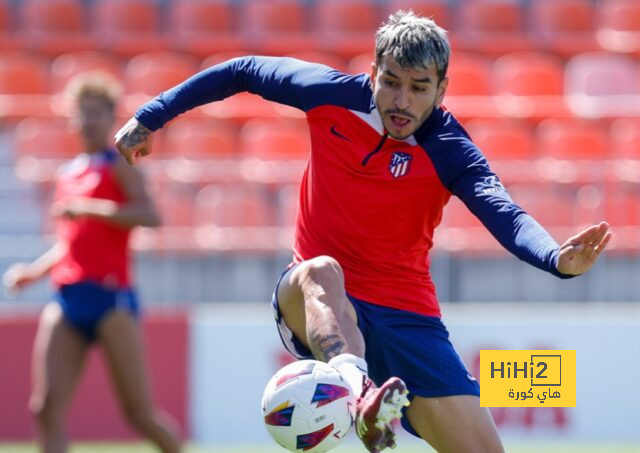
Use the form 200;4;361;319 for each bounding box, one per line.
389;152;412;178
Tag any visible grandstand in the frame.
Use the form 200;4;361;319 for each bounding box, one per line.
1;0;639;450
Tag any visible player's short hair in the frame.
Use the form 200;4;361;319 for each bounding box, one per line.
375;10;450;82
65;71;122;112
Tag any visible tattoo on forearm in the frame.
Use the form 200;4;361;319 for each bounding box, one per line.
308;332;345;361
122;124;151;148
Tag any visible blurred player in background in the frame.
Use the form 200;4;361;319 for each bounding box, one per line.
115;11;611;453
2;72;181;453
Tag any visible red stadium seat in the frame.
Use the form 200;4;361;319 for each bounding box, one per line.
200;51;250;70
124;51;199;96
564;52;639;117
50;51;123;93
241;0;314;55
312;0;378;59
382;0;450;31
464;120;535;161
239;119;310;160
609;118;640;159
597;0;640;53
285;51;347;73
0;51;48;94
535;119;608;160
14;117;81;160
530;0;599;57
445;52;492;96
492;52;569;121
167;0;246;58
92;0;165;57
455;0;535;56
19;0;93;56
346;52;374;75
161;118;239;159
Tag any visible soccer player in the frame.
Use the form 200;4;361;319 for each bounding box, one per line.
2;73;181;453
115;11;611;453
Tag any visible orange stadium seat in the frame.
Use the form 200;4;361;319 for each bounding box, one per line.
535;118;608;161
530;0;599;57
455;0;535;56
492;51;569;121
239;119;311;161
597;0;640;53
241;0;314;55
167;0;246;58
50;51;123;93
92;0;165;58
13;117;82;160
312;0;378;59
161;118;239;159
285;51;347;73
19;0;94;56
0;52;48;94
124;51;199;96
346;52;374;75
382;0;450;31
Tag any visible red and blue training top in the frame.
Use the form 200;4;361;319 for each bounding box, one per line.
136;57;570;317
51;149;131;289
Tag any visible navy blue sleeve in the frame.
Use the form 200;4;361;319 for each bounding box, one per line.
420;114;572;279
135;56;372;131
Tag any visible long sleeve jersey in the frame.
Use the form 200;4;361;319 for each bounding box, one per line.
136;56;570;317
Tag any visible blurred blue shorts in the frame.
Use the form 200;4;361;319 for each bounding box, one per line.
55;280;140;342
271;270;480;437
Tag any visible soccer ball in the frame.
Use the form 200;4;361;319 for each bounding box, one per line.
261;360;355;453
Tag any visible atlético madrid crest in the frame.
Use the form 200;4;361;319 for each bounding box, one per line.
389;152;412;178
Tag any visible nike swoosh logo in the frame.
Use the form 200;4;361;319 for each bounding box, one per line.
330;125;351;142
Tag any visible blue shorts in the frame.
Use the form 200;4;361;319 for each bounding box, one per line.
55;281;140;342
271;270;480;437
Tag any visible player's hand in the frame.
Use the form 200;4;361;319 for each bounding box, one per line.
51;198;91;219
114;117;154;165
2;262;37;294
556;221;611;276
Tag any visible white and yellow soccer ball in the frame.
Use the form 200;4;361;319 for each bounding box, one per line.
261;360;355;453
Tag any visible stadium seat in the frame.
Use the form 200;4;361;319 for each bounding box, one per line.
50;51;123;93
124;51;199;96
92;0;165;58
239;119;310;161
530;0;599;57
200;51;250;70
445;52;492;96
167;0;246;58
241;0;314;55
455;0;535;56
312;0;378;59
492;52;569;121
346;52;374;75
382;0;450;31
13;117;82;160
535;118;608;161
285;51;347;73
597;0;640;53
0;0;20;51
609;118;640;159
464;120;535;161
0;51;48;94
161;118;239;159
19;0;94;56
564;52;639;117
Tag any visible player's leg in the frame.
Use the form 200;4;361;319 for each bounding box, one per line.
406;395;504;453
276;256;409;452
276;256;364;361
97;308;181;453
29;302;89;453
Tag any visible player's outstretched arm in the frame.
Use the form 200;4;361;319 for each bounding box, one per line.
556;221;611;276
114;117;154;165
